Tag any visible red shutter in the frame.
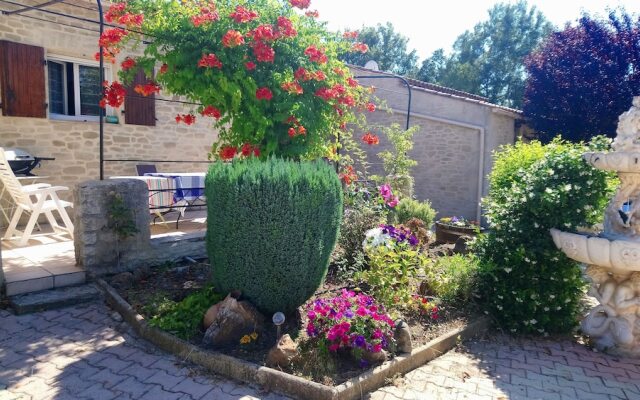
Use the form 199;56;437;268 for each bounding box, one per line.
124;69;156;126
0;41;46;118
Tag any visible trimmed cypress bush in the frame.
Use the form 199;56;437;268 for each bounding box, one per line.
205;157;343;314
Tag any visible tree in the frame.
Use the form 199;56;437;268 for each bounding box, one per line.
523;12;640;142
340;22;419;76
417;1;552;108
99;0;375;160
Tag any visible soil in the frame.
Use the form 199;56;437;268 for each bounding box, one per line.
112;258;478;386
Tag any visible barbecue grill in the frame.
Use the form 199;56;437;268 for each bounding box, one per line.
4;148;55;176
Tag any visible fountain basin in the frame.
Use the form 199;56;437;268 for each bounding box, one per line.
583;151;640;172
550;228;640;273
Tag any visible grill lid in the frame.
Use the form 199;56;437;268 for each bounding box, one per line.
4;148;35;161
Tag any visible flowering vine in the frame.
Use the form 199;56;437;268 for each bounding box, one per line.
99;0;375;161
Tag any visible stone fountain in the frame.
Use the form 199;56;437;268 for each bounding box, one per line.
551;97;640;356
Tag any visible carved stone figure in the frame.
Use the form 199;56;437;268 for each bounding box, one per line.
552;97;640;357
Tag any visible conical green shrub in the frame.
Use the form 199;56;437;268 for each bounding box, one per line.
205;157;343;314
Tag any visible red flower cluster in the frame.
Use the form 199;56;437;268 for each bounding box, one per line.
352;42;369;53
105;3;143;27
159;63;169;74
121;57;136;71
252;41;275;63
94;48;117;64
288;125;306;138
305;10;319;18
289;0;311;9
294;67;311;81
313;70;326;81
251;24;277;42
338;95;355;107
192;6;220;27
219;145;237;160
175;114;196;125
339;166;357;185
276;17;297;38
241;143;261;157
99;28;127;49
343;31;358;39
229;6;258;23
281;81;303;95
100;81;126;108
222;30;244;47
198;53;223;69
304;45;327;64
134;82;161;96
347;77;359;87
333;67;345;76
245;61;257;70
315;87;336;101
366;102;376;112
361;132;379;145
256;87;273;100
286;115;306;138
200;105;222;119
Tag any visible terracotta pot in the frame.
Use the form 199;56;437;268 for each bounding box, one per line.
434;221;484;244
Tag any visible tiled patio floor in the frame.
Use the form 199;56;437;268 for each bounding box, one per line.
1;210;207;296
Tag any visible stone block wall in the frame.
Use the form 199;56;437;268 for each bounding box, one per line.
353;67;517;220
0;1;218;205
74;179;206;277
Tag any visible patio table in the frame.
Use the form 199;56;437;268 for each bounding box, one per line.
144;172;206;204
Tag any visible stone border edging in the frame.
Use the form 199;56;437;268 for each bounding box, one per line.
97;279;490;400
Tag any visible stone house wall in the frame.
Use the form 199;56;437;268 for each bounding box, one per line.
0;0;217;206
353;67;519;220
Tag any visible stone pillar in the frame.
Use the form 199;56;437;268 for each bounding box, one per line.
74;179;151;277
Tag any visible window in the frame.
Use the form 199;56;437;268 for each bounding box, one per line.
47;57;106;120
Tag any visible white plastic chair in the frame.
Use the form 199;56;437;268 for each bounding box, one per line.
0;148;74;245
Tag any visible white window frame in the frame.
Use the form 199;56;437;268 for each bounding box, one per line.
46;54;112;122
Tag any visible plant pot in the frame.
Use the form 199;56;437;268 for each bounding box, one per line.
434;221;484;244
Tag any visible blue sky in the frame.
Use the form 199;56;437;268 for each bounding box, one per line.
312;0;638;59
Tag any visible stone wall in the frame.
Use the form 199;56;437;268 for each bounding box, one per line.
74;179;206;277
354;67;517;220
0;1;218;206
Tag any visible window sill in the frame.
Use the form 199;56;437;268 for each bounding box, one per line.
49;114;101;122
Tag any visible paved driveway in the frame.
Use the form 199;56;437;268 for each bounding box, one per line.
2;301;640;400
0;303;286;400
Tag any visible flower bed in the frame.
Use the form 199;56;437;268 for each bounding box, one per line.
111;257;477;386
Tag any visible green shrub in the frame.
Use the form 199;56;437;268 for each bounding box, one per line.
475;137;614;334
423;255;479;304
335;207;384;271
358;243;429;310
146;286;223;340
206;157;342;314
392;198;437;226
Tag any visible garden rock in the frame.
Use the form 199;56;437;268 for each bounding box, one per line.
394;320;413;353
110;272;134;290
453;235;472;255
132;265;150;282
266;334;298;368
203;302;222;329
362;349;388;364
202;295;264;348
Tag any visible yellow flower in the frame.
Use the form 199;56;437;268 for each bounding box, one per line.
250;332;258;340
240;335;251;344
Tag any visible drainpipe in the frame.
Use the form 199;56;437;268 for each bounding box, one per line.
388;107;485;222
